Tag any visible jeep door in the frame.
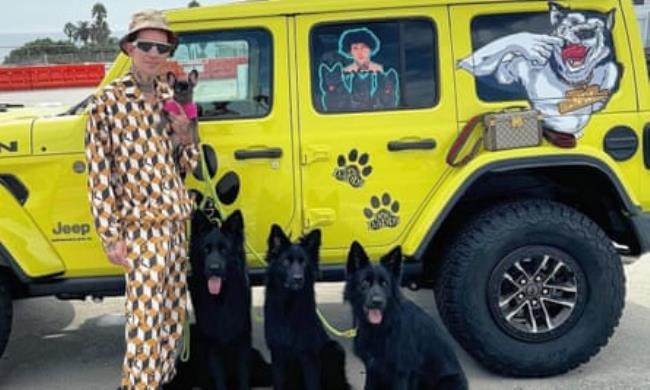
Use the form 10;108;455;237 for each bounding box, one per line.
295;7;456;262
173;17;294;268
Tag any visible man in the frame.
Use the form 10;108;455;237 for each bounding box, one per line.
85;9;199;390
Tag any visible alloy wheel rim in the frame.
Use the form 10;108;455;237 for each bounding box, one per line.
488;246;587;342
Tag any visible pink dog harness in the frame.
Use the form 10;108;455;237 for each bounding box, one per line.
163;100;198;120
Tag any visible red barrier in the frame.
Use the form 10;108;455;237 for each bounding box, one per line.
164;57;248;80
0;63;105;91
0;58;249;91
0;67;32;91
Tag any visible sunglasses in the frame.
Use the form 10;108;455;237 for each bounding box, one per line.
133;40;173;54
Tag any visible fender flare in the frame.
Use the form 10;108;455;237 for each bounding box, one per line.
414;155;642;259
0;183;65;281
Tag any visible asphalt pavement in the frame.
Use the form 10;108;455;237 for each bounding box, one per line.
0;255;648;390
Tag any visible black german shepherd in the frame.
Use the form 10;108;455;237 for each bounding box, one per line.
345;242;468;390
166;210;271;390
264;225;350;390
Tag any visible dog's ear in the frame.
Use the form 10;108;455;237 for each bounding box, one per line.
222;210;244;245
301;229;321;256
268;224;290;258
380;246;402;279
347;241;370;275
188;69;199;86
605;8;616;30
549;2;569;26
167;71;177;87
300;229;322;272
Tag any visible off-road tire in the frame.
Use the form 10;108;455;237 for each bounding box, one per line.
435;199;625;377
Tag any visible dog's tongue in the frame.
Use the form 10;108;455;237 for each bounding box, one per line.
562;44;588;61
367;309;383;325
208;276;222;295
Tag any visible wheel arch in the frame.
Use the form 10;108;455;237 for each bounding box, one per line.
0;180;65;281
416;156;643;283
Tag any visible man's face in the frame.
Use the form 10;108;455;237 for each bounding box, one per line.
126;29;171;78
350;42;371;64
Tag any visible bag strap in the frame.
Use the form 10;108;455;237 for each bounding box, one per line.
446;114;484;168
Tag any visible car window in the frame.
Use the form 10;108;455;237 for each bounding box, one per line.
310;18;438;114
170;28;272;120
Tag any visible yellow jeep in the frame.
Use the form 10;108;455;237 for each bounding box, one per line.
0;0;648;377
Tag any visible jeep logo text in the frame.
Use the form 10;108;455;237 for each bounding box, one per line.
52;222;91;235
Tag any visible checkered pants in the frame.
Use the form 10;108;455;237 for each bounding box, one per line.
120;220;188;390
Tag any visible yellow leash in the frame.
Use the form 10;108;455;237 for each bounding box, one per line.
183;149;357;345
180;318;191;362
317;309;357;338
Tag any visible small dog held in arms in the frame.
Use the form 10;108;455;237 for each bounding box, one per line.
163;69;200;158
345;242;468;390
165;69;199;123
264;225;350;390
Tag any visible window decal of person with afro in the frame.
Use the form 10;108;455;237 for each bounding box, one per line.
317;27;400;112
341;27;384;73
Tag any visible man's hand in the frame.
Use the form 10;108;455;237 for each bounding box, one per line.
169;111;194;145
106;240;128;268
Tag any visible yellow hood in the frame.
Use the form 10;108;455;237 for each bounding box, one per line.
0;105;68;123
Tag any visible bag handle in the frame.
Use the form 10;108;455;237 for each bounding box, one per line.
501;105;529;113
446;114;484;168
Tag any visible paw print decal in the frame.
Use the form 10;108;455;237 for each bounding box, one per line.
333;149;372;188
363;193;400;230
192;144;241;206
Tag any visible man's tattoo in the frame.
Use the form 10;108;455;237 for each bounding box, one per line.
132;67;156;93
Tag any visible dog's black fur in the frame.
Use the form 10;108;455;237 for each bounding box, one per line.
345;242;468;390
264;225;350;390
165;210;271;390
167;69;199;107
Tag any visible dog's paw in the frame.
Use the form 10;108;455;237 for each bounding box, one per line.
363;193;400;230
333;149;373;188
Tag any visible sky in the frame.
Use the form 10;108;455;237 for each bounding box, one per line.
0;0;236;34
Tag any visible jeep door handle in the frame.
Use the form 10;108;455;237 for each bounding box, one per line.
387;139;436;152
234;147;282;160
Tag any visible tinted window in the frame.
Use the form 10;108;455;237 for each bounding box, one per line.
310;19;437;113
471;13;550;101
171;29;272;120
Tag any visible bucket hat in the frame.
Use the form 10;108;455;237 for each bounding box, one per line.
119;9;178;55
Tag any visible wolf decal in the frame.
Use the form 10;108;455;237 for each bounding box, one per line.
458;2;621;139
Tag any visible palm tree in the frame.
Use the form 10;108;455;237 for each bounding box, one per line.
91;3;110;45
76;21;91;46
92;19;111;45
91;3;107;23
188;0;200;7
63;22;77;42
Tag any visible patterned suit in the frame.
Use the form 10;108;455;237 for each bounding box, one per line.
85;72;199;389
